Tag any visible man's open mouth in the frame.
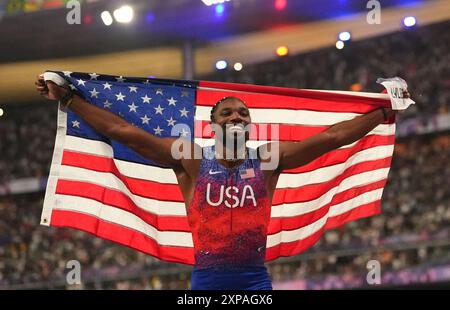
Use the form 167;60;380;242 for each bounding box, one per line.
228;124;244;133
227;123;245;134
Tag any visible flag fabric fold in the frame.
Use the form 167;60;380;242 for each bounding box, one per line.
41;71;395;265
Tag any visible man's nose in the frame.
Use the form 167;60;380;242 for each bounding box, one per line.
229;112;243;123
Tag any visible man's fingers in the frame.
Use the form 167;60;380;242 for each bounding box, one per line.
35;81;46;87
46;81;59;92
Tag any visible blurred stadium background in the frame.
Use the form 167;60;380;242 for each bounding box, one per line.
0;0;449;289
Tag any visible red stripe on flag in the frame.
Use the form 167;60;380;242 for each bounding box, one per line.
199;81;391;107
197;89;381;113
55;179;191;232
265;200;381;261
286;135;395;174
62;151;184;202
195;120;327;141
268;179;386;235
51;209;195;265
272;157;392;205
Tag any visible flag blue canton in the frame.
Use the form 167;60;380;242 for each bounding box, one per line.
58;71;198;166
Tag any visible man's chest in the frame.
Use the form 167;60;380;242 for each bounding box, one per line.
175;166;279;209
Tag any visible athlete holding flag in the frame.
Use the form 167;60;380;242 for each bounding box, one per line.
35;74;411;290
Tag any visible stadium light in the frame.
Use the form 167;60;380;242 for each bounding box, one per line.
101;11;113;26
274;0;287;11
276;46;289;57
338;31;351;42
113;5;134;23
233;62;243;71
216;60;228;70
336;40;345;49
215;4;225;16
201;0;230;6
403;16;417;28
146;11;155;23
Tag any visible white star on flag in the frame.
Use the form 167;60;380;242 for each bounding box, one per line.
143;80;150;84
153;126;164;135
166;117;177;127
62;71;72;77
128;102;138;112
69;84;77;91
141;95;152;103
103;100;112;109
115;92;126;101
71;120;80;128
128;86;138;93
156;88;164;95
154;105;164;115
179;107;189;117
103;82;112;90
76;79;86;86
167;97;177;106
140;114;151;124
116;76;126;83
89;73;100;80
89;88;99;98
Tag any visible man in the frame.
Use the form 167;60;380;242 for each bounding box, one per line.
36;74;405;290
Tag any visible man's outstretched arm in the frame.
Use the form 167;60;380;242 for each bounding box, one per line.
35;75;195;169
275;107;395;171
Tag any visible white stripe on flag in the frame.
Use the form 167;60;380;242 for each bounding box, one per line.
195;106;361;125
270;171;388;217
266;188;383;247
276;145;393;188
58;165;186;216
303;89;390;99
41;105;68;226
54;194;193;247
65;136;114;157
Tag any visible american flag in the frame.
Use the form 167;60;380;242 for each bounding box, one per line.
41;71;395;264
239;168;256;180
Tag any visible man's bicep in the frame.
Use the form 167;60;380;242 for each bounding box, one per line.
126;126;182;167
278;132;338;170
179;142;203;180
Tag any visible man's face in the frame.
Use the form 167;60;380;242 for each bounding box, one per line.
212;98;251;142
